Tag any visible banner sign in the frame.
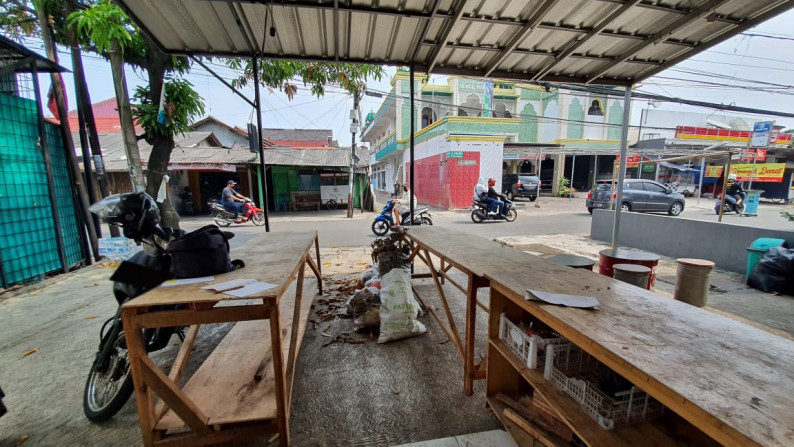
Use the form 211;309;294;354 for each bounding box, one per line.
705;166;724;178
446;151;463;158
730;163;786;183
675;126;792;146
739;149;767;162
614;155;648;168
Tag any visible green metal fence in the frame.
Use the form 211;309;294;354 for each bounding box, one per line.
0;93;83;286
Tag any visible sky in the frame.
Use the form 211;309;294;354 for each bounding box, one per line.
17;8;794;147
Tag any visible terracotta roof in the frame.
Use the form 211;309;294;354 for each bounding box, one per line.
67;98;119;118
63;98;141;133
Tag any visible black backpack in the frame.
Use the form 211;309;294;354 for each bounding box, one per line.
167;225;243;278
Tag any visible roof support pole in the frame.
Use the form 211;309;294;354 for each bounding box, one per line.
253;56;271;232
610;85;632;252
409;64;415;224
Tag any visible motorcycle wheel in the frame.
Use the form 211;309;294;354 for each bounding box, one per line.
471;210;485;223
83;331;134;422
325;199;338;210
212;212;232;227
422;216;433;226
372;220;390;236
251;212;266;226
504;209;518;222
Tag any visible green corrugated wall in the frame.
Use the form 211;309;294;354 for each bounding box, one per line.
0;93;83;285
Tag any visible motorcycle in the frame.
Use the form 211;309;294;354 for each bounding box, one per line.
371;199;433;236
470;197;518;223
83;192;189;422
714;191;746;215
209;197;265;226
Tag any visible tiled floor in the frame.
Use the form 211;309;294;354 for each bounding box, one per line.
393;430;516;447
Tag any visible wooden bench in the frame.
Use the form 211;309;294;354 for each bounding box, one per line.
291;194;322;211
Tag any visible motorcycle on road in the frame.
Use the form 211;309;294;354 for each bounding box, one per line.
371;199;433;236
208;197;265;226
470;197;518;223
714;191;746;215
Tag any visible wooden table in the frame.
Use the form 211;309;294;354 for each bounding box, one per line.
484;242;794;447
121;231;322;447
403;226;538;396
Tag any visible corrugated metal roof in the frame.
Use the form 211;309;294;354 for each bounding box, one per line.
260;128;334;142
117;0;794;86
0;35;68;74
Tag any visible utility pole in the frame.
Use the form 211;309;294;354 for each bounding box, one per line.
347;90;361;218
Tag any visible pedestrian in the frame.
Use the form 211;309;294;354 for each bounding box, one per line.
222;180;246;223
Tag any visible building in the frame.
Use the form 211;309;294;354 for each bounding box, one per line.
361;69;629;209
260;128;338;149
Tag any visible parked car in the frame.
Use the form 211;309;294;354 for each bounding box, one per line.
503;174;540;201
586;179;686;216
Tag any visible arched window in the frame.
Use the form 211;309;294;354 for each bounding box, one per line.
421;107;437;128
457;108;468;117
587;99;604;116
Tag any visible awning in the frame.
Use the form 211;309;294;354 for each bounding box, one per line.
0;35;69;75
659;161;694;171
116;0;794;86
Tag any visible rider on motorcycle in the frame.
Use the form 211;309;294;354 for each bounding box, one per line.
222;180;246;223
485;178;507;216
726;173;744;207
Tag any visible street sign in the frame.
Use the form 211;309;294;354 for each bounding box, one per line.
750;121;773;147
446;151;464;158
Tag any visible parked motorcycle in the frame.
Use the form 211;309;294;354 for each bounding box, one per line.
470;197;518;223
714;191;746;215
371;199;433;236
208;197;265;226
84;192;188;422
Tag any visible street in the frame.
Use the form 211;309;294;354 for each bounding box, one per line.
180;196;794;250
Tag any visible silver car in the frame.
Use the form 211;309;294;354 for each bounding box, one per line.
586;179;686;216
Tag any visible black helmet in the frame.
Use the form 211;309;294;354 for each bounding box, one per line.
90;191;160;241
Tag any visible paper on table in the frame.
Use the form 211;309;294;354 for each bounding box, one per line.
526;289;600;309
202;278;257;291
225;281;279;297
161;276;215;287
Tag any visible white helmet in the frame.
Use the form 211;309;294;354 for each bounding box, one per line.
728;173;737;181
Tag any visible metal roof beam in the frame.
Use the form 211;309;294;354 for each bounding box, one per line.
586;0;729;84
483;0;557;78
411;0;443;61
532;0;643;81
207;0;436;20
634;0;794;81
594;0;742;26
427;0;468;73
434;42;659;65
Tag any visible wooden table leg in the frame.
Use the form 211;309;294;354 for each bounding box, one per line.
423;249;465;359
285;261;306;412
464;274;477;396
122;308;157;447
269;302;289;447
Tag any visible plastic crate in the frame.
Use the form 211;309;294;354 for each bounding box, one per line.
544;343;664;430
498;313;567;369
98;237;141;261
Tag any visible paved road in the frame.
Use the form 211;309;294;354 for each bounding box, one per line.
180;195;793;249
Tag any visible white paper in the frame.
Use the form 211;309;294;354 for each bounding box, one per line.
526;289;600;309
202;278;257;291
225;281;279;297
161;276;215;287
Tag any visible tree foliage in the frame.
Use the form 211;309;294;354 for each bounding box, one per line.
227;59;384;99
132;77;205;143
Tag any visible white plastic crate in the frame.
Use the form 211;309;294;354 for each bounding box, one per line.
544;343;664;430
98;237;141;261
498;313;567;369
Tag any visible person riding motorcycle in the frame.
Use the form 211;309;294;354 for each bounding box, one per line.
485;178;507;216
725;173;744;207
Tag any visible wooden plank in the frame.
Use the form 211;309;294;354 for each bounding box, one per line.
139;355;211;435
464;274;477;396
269;297;289;447
423;249;465;358
487;397;540;447
156;279;316;431
123;231;317;308
156;324;201;419
497;394;574;441
285;262;306;412
123;307;158;447
313;233;323;295
152;422;276;447
131;305;269;330
503;407;567;447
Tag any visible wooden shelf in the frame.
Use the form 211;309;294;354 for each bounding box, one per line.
489;338;687;447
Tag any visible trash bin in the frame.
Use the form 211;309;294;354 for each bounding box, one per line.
745;238;786;279
743;190;762;216
674;258;715;307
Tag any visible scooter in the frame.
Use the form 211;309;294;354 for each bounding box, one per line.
470;197;518;223
371;199;433;236
84;192;188;422
209;197;265;226
714;191;746;215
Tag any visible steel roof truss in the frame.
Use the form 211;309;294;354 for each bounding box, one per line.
483;0;557;77
428;0;468;73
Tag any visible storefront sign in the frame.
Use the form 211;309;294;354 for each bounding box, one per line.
750;121;773;147
730;163;786;183
446;151;464;158
705;166;724;178
457;159;477;166
169;163;237;172
739;149;767;162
